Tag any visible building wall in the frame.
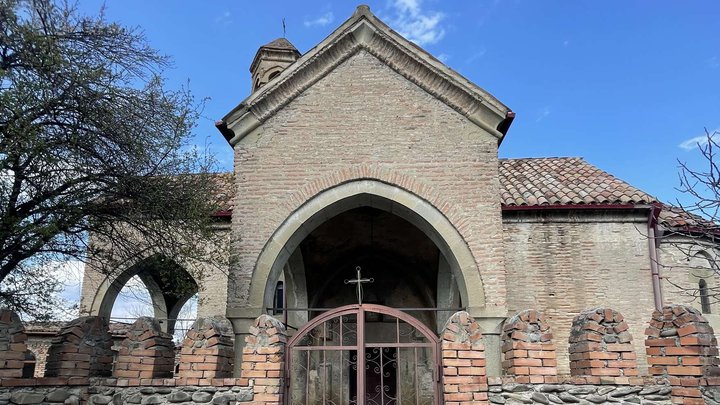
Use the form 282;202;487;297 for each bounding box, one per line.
79;226;231;322
230;50;505;313
502;210;657;375
657;238;720;336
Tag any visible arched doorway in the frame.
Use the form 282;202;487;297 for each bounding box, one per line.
287;304;439;405
248;180;485;331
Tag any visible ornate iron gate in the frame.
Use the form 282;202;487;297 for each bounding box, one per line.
287;304;440;405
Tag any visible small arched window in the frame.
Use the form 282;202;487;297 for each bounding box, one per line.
273;281;284;315
268;70;281;81
700;279;711;314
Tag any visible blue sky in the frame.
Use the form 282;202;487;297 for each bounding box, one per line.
78;0;720;206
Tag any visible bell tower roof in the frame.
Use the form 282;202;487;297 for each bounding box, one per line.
249;38;301;92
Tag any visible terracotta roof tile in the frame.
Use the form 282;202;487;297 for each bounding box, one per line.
658;205;717;230
213;158;719;231
499;157;656;207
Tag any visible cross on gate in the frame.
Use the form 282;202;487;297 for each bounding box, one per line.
344;266;374;305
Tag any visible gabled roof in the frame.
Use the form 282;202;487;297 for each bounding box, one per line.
218;5;514;146
499;157;656;207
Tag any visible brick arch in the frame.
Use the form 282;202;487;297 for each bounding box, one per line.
645;304;720;377
568;308;639;377
501;309;557;382
282;165;467;226
440;311;487;403
247;178;485;313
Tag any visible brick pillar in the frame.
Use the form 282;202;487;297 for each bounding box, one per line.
568;308;638;378
441;311;487;405
645;305;720;405
177;316;235;379
0;309;27;378
114;317;175;379
44;316;113;378
501;309;557;383
237;314;287;405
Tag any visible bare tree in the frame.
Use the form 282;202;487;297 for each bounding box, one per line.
0;0;229;319
657;129;720;307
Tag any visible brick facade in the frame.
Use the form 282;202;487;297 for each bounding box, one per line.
0;309;27;378
114;317;175;379
177;316;235;379
501;309;558;383
568;308;639;378
440;312;488;404
237;314;286;405
645;305;720;404
503;214;657;375
230;49;506;312
44;316;113;378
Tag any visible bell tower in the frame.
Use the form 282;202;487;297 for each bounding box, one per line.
249;38;301;92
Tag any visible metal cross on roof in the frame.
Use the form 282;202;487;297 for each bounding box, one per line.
344;266;374;305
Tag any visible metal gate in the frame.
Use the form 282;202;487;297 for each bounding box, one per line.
286;304;440;405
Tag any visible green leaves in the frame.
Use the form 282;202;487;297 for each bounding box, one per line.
0;0;227;319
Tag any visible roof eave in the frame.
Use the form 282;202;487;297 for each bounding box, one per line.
218;5;512;147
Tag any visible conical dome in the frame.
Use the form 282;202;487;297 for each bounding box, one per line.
250;37;301;92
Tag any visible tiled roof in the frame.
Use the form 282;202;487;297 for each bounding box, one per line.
262;38;299;51
499;157;656;207
658;205;717;231
214;157;713;230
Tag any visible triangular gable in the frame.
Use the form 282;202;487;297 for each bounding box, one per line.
218;5;514;146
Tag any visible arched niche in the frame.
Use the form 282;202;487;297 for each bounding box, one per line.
248;179;485;321
687;250;718;314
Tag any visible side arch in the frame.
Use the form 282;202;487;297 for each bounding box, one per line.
249;179;485;313
86;253;198;333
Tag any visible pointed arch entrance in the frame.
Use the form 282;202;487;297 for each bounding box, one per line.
287;304;440;405
248;179;486;321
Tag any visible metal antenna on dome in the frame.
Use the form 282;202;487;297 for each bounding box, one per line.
282;18;286;38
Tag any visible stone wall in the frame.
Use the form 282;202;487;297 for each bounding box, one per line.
4;307;720;404
487;378;673;404
0;381;253;405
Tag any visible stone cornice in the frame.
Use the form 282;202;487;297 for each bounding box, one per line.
221;6;512;146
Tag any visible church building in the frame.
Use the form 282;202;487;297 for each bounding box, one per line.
77;5;719;402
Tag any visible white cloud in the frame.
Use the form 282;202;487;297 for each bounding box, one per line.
465;48;487;65
304;12;334;27
387;0;446;46
47;260;84;320
708;56;719;69
215;11;232;26
536;106;551;122
679;128;720;150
